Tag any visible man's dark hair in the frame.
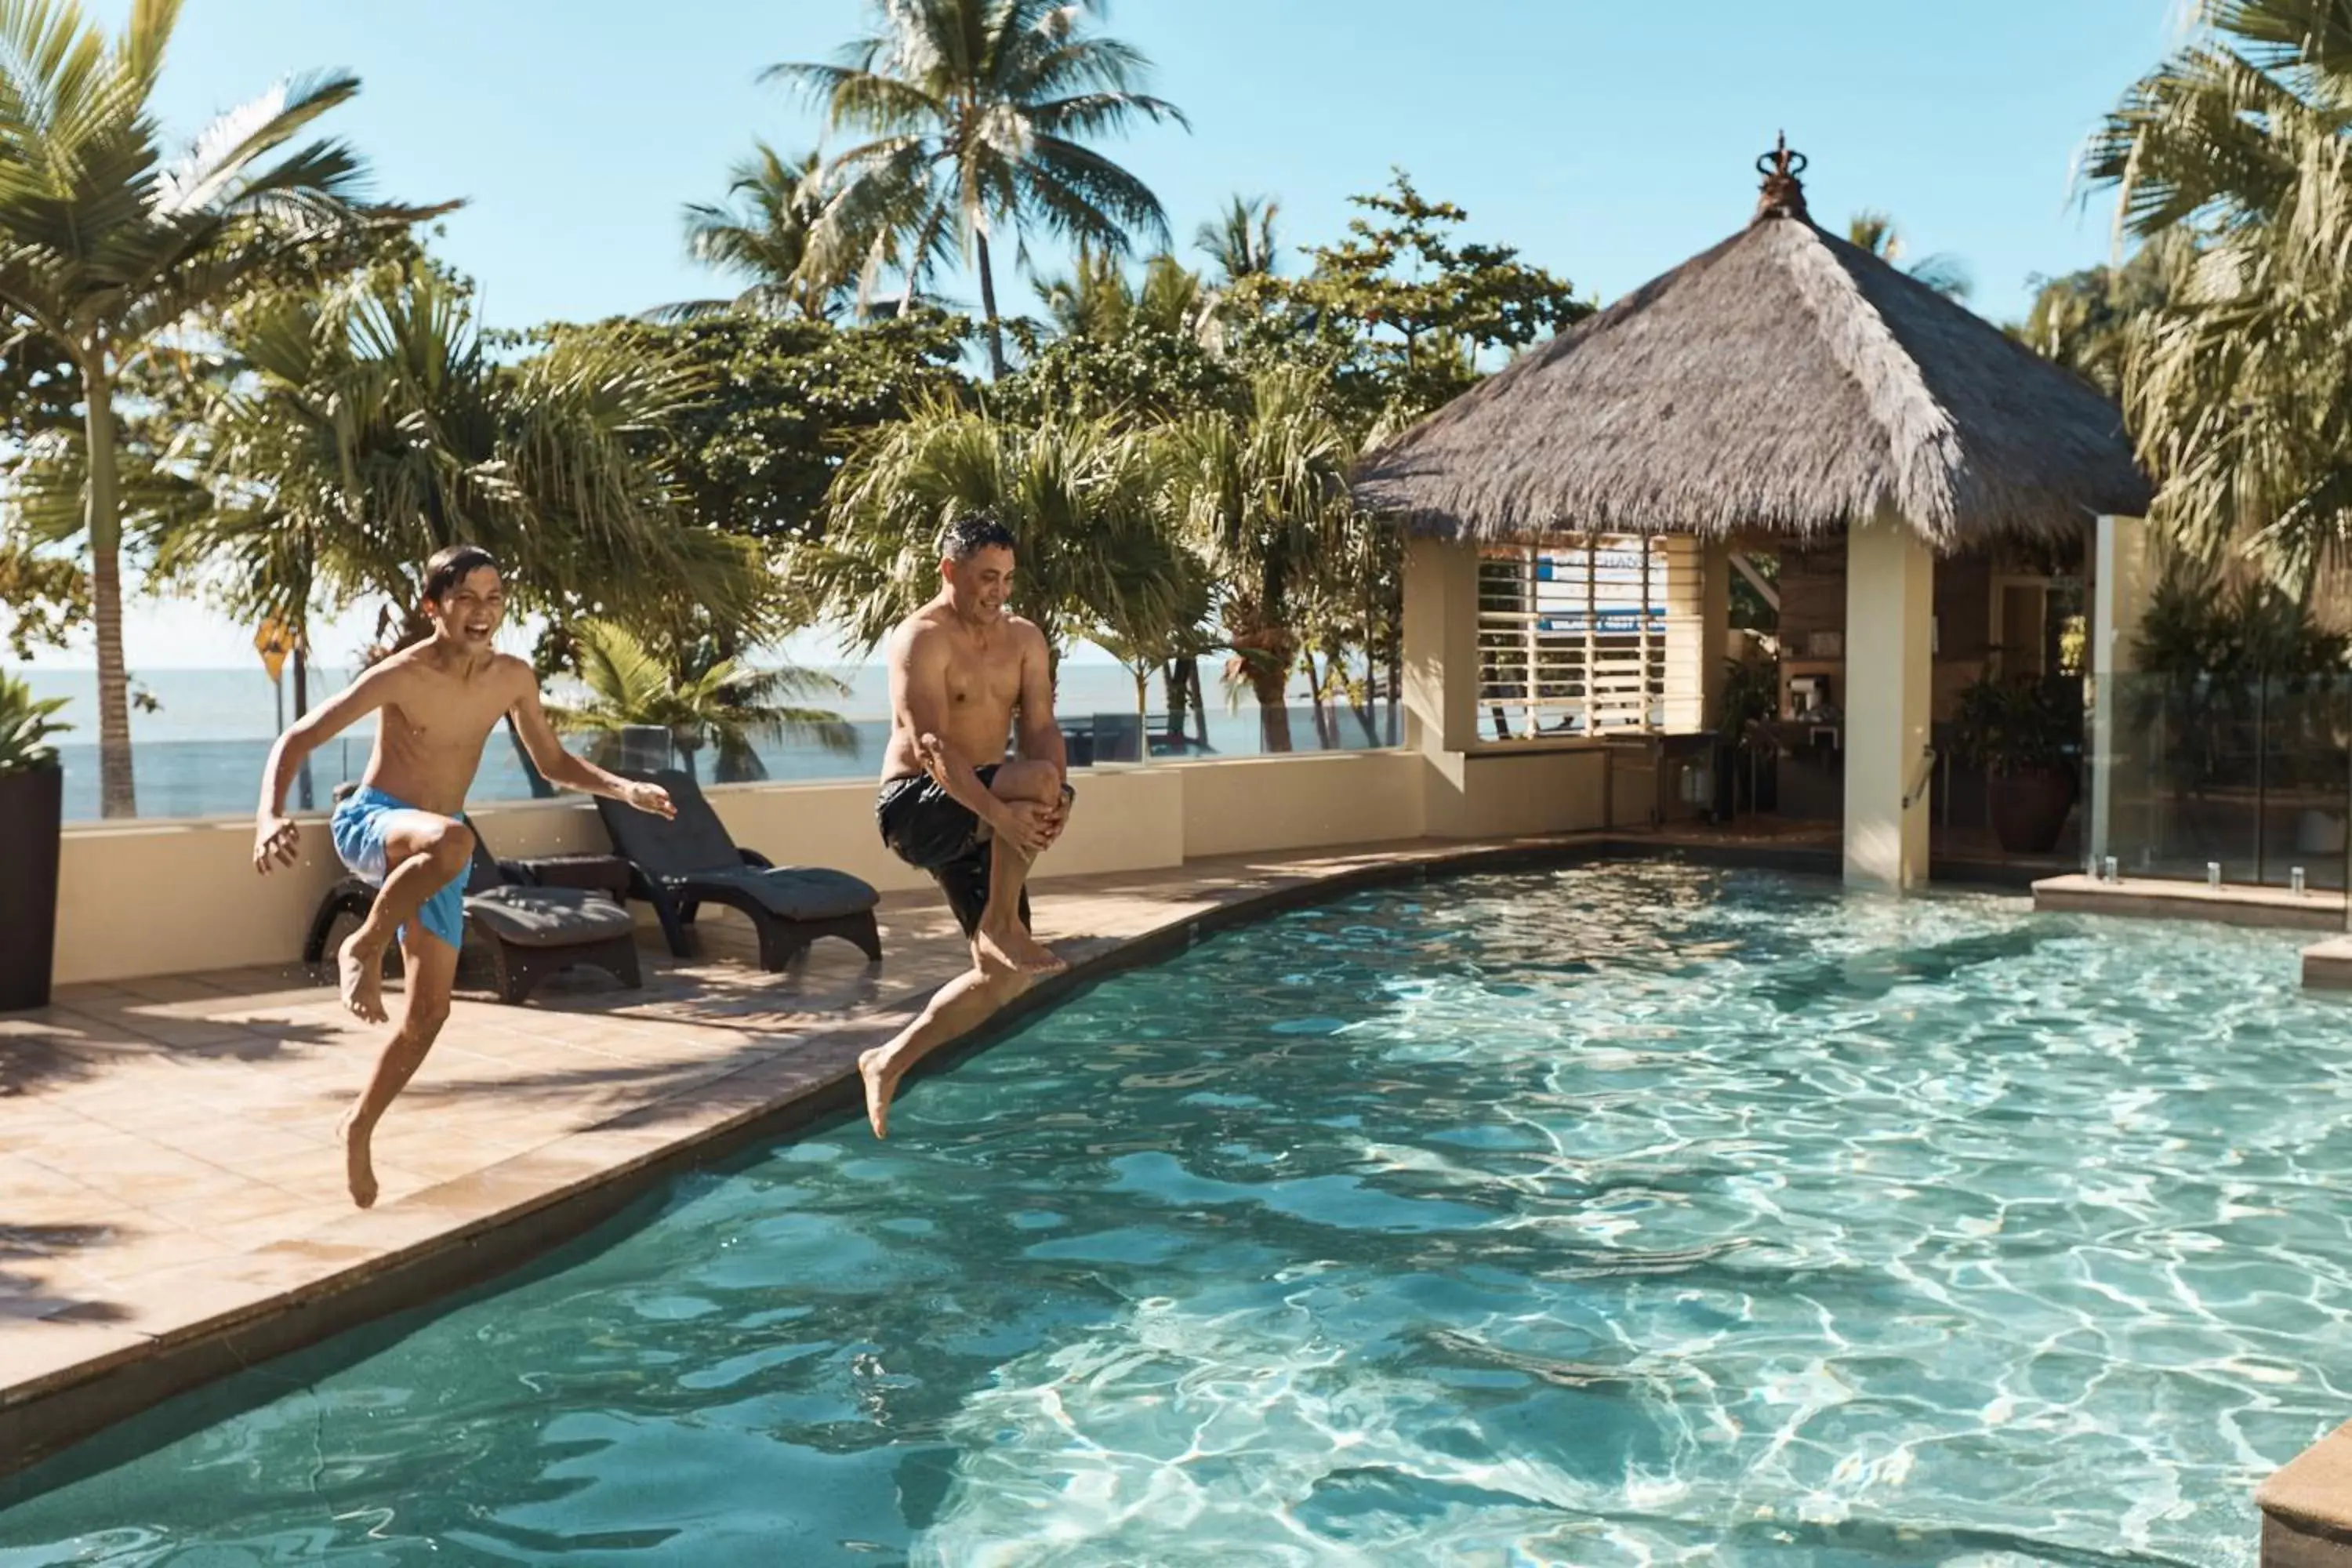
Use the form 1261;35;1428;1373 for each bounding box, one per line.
940;513;1016;562
422;544;500;604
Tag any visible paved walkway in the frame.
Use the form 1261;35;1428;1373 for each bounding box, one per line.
0;837;1569;1445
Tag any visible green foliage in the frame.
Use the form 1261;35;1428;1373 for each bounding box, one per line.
1950;673;2081;775
160;263;770;658
0;532;89;657
1845;209;1972;299
1224;170;1590;432
995;321;1243;426
0;670;70;774
544;308;971;546
1195;194;1280;282
667;143;843;322
804;400;1192;666
2085;0;2352;589
2013;240;2181;399
2133;560;2351;678
549;619;855;782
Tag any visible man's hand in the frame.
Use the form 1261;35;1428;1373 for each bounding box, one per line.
993;800;1056;857
254;815;300;874
622;780;677;819
1040;782;1075;848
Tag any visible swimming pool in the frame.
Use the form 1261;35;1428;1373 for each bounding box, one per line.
4;861;2347;1565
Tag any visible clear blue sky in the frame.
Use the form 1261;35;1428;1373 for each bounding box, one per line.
47;0;2181;670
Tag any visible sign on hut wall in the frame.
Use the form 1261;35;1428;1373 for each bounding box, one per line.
1475;536;1704;742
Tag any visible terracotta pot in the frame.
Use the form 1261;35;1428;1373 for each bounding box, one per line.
0;764;63;1011
1987;764;2074;855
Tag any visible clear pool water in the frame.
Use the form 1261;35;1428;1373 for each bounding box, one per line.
5;862;2349;1566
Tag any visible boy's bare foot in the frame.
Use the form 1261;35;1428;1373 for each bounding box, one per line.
337;933;387;1024
336;1109;379;1209
858;1047;900;1139
976;921;1065;977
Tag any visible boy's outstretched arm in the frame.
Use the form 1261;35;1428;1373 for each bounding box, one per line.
254;663;397;873
506;674;677;818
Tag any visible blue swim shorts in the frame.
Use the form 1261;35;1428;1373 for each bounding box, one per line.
328;784;469;950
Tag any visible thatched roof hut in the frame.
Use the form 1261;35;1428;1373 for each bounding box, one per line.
1353;142;2153;548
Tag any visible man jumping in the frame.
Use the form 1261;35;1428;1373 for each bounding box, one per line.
252;544;676;1207
862;514;1074;1138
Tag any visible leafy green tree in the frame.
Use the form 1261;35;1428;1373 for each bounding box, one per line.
543;308;971;546
549;619;854;782
1225;170;1590;433
771;0;1187;379
0;0;430;815
804;400;1192;671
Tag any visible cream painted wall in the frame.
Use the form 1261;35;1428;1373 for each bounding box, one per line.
1178;752;1426;858
1420;746;1611;839
49;755;1418;986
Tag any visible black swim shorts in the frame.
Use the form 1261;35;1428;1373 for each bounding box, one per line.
875;764;1076;939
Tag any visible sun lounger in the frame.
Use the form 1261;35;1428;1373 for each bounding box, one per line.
302;814;644;1004
593;768;884;971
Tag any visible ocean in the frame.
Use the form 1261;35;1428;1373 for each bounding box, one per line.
13;662;1394;822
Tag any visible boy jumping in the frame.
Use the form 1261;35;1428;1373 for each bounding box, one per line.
253;545;675;1207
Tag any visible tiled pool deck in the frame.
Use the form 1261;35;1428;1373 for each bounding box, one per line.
1;833;1610;1482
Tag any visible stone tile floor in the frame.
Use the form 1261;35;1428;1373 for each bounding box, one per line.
0;837;1559;1417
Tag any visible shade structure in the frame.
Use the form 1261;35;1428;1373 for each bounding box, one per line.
1353;141;2154;547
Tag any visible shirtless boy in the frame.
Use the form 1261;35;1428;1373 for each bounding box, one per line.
252;544;676;1207
860;514;1075;1138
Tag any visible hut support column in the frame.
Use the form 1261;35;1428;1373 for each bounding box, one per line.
1843;520;1934;891
1403;535;1479;757
1700;541;1732;732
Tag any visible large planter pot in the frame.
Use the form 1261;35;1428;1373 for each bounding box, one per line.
1986;764;2074;856
0;763;63;1011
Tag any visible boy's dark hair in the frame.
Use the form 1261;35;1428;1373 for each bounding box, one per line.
422;544;500;604
940;513;1017;561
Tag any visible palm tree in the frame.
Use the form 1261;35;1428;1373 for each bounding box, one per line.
770;0;1187;379
0;0;432;816
665;144;841;321
1170;367;1357;753
806;397;1191;671
1033;246;1210;342
156;263;775;673
1846;210;1973;300
548;619;855;782
2085;0;2352;586
1194;194;1280;281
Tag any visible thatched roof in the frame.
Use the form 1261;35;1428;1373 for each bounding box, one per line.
1352;145;2153;548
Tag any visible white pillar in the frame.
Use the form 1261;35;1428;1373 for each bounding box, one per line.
2088;514;2149;870
1402;535;1479;757
1843;517;1935;891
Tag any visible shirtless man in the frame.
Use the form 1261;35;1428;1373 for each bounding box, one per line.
252;544;676;1207
861;514;1075;1138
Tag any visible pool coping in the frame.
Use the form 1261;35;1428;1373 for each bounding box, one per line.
11;829;1796;1490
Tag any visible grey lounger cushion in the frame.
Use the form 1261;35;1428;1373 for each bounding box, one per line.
681;865;879;922
466;886;637;949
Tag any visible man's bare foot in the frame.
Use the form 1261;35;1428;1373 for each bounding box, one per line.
336;1109;379;1209
977;921;1066;977
858;1047;900;1139
336;933;388;1024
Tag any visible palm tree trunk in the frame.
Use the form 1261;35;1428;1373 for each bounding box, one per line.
975;229;1007;379
292;644;315;811
1252;659;1294;752
1188;660;1209;750
84;352;136;819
